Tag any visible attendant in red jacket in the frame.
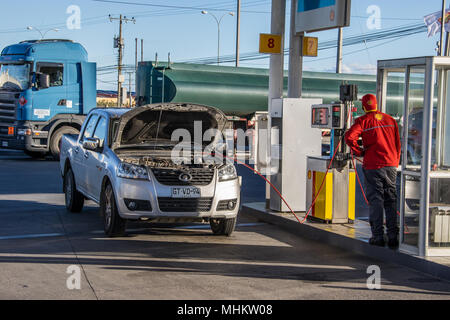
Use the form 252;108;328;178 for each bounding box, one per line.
345;94;401;249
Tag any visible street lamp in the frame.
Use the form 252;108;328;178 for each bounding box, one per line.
201;11;235;65
26;26;60;39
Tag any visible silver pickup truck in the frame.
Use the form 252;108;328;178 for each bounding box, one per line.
59;103;241;237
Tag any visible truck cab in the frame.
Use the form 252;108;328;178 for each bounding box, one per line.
0;39;96;158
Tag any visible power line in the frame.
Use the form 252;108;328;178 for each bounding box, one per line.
91;0;270;14
181;22;427;64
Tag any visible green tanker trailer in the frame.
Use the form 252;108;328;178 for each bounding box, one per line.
135;61;406;121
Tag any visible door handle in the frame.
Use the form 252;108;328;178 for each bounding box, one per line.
84;152;89;159
74;147;79;154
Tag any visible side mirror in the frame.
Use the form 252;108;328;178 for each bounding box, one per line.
36;72;50;89
83;137;101;151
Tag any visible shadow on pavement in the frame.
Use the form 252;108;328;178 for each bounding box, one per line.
0;198;449;297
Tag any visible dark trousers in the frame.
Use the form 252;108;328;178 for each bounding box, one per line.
363;167;399;241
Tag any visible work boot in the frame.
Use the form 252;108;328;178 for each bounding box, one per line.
388;238;399;250
369;237;385;247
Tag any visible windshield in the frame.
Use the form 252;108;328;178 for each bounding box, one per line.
0;63;30;91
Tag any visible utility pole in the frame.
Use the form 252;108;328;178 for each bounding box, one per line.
235;0;241;67
109;14;136;107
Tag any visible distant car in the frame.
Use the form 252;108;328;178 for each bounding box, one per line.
59;104;241;237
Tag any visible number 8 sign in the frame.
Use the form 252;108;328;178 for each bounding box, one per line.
259;33;282;54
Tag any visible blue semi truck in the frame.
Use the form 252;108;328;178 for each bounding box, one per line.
0;39;96;158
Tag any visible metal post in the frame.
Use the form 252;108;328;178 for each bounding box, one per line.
288;0;302;98
420;58;436;256
235;0;241;67
217;22;221;65
445;32;450;56
267;0;286;207
135;38;138;71
128;72;132;107
441;0;446;56
118;15;123;107
141;39;144;62
336;27;343;73
268;0;286;104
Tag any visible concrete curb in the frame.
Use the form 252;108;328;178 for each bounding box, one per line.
241;203;450;282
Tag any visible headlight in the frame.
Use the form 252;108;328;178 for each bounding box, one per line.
218;163;237;182
17;128;32;136
117;162;149;180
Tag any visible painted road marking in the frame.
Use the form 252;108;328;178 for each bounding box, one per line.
0;253;356;270
0;233;64;240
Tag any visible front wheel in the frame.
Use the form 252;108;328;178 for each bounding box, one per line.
100;183;127;237
210;217;236;236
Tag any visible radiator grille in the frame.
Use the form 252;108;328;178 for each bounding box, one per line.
157;197;213;212
151;168;215;186
0;92;18;125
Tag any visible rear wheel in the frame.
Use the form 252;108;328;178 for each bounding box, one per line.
64;168;84;213
101;183;127;237
210;217;236;236
50;126;79;160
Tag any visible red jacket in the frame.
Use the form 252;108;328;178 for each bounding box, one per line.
345;111;401;170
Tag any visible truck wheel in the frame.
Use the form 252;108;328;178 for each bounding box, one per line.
101;183;126;237
64;168;84;213
50;126;79;161
210;217;236;236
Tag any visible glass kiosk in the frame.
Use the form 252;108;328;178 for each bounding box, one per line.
377;57;450;257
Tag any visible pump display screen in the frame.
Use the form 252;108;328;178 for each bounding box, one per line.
311;104;345;129
311;106;329;127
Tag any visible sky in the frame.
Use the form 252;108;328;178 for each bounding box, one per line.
0;0;446;90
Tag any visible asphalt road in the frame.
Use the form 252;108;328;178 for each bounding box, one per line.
0;149;449;300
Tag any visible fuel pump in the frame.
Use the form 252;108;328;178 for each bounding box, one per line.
305;84;358;224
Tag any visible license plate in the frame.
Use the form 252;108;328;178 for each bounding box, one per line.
1;141;7;147
171;187;201;198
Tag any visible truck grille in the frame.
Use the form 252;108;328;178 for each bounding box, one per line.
0;92;18;135
151;168;215;186
157;197;213;212
0;93;18;124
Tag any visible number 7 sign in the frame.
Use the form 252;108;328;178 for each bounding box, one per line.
302;36;318;57
259;33;282;54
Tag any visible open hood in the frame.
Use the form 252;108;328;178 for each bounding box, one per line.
112;103;228;149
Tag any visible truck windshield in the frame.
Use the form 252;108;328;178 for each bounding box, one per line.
0;63;30;91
